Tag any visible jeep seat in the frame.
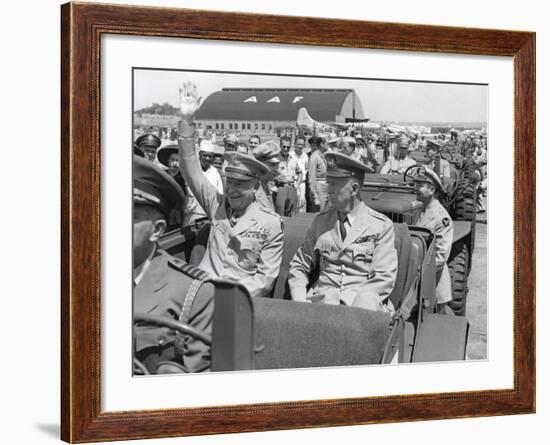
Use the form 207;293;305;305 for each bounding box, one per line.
388;223;423;311
272;213;316;299
253;298;392;370
211;281;393;371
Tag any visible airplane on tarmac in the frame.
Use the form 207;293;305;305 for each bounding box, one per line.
296;107;429;136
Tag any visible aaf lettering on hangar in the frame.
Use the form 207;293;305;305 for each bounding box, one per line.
243;96;304;103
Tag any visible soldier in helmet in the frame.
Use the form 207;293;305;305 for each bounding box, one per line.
412;167;454;314
289;152;396;312
133;155;214;374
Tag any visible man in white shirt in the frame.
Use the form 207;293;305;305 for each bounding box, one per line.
290;135;308;213
274;136;300;216
380;139;417;175
183;139;224;226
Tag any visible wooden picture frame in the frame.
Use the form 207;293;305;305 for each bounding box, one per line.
61;2;535;442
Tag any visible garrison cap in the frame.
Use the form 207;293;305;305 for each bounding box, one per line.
412;166;444;192
326;152;374;180
133;155;185;217
156;144;178;167
251;140;281;165
224;152;269;181
135;133;162;151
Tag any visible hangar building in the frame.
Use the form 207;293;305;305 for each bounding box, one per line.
194;88;365;134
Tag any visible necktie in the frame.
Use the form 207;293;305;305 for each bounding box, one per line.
229;209;244;226
339;213;348;240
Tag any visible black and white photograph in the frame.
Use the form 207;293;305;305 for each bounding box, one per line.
132;68;488;375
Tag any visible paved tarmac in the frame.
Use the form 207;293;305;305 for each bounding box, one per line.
466;216;487;360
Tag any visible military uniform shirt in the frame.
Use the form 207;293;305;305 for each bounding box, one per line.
415;199;454;304
134;249;214;373
288;201;397;312
181;149;283;299
308;149;327;192
380;156;417;175
427;159;451;179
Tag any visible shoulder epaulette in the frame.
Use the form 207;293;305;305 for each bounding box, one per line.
168;257;209;281
259;206;278;216
368;207;391;223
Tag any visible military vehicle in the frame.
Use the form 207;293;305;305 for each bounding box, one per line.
410;140;480;277
362;162;476;316
137;184;470;374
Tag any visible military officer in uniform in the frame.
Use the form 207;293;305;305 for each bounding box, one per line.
288;152;397;312
133;155;215;374
412;167;454;314
135;133;162;163
380;138;417;174
177;82;284;299
307;135;330;212
426;140;451;179
251;139;281;211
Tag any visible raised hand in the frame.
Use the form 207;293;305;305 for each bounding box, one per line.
179;81;200;119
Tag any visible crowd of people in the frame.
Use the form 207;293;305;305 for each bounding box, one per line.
133;83;487;375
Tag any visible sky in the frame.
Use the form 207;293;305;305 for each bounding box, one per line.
134;68;487;124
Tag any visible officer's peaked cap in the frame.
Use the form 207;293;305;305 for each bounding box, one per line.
251;140;281;165
224;152;269;180
135;133;162;150
326;152;374;180
412;166;444;192
133;155;185;217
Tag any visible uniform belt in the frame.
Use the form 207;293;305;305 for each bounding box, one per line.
275;179;294;187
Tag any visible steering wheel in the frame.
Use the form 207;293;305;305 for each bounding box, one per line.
403;165;425;183
133;313;212;375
